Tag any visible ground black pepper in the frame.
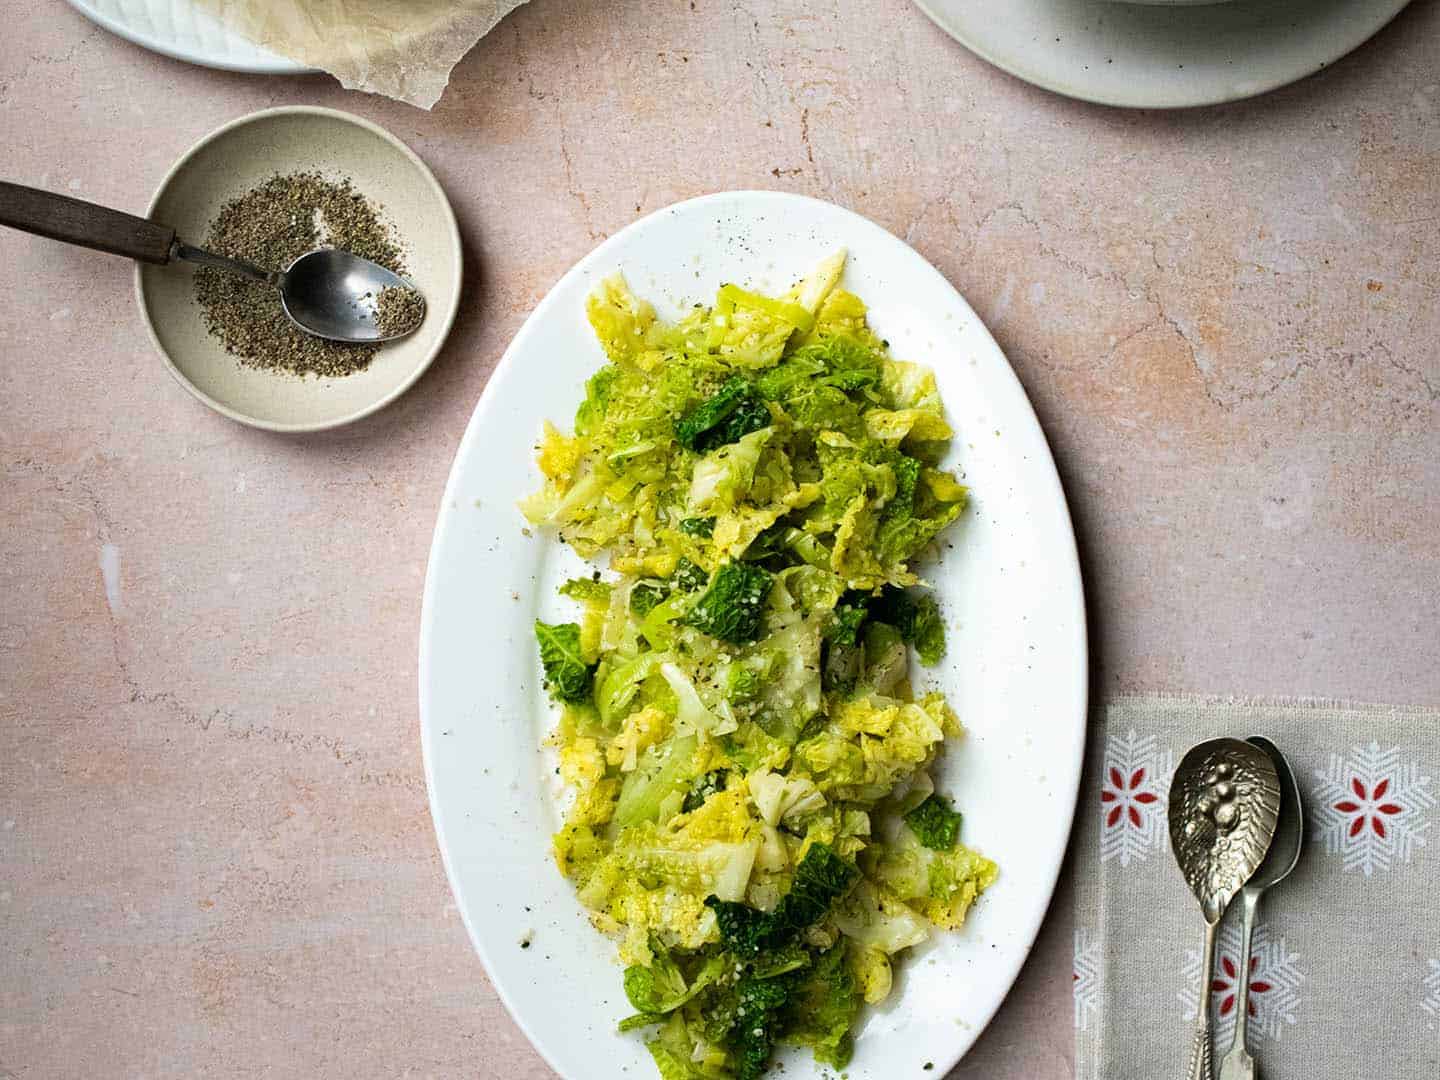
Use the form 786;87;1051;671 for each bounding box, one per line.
194;172;408;378
373;285;426;337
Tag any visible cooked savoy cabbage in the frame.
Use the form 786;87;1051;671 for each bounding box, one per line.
523;252;996;1079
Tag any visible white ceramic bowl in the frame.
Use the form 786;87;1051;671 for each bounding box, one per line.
137;107;462;432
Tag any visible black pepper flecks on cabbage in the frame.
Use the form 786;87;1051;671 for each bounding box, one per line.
674;377;771;453
679;562;773;645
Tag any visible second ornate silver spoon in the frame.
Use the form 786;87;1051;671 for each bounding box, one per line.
1169;738;1282;1080
1217;736;1304;1080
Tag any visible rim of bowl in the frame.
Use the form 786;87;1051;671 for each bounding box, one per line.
134;105;463;434
910;0;1414;110
62;0;315;74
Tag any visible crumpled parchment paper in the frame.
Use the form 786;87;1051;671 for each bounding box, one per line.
190;0;530;108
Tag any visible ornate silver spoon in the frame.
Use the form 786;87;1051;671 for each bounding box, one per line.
1217;737;1304;1080
1169;738;1281;1080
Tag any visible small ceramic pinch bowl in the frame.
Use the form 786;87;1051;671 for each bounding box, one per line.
137;106;462;432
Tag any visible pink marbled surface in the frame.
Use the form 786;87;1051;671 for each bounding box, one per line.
2;1;1438;1077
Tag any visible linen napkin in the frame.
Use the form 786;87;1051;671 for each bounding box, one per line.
189;0;530;108
1074;697;1439;1079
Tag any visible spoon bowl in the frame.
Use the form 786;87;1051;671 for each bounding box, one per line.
1243;736;1304;890
1170;738;1283;923
281;248;425;342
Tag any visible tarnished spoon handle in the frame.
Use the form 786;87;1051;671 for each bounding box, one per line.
173;242;280;287
1186;921;1219;1080
1218;890;1261;1080
1187;1019;1215;1080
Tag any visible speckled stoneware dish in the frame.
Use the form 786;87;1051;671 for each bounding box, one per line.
137;106;462;432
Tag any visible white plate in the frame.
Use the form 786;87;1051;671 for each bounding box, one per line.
65;0;310;74
419;191;1088;1079
915;0;1412;109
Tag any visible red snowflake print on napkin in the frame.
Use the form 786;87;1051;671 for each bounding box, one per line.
1332;777;1403;839
1314;743;1434;876
1179;922;1304;1045
1212;954;1272;1019
1099;729;1173;868
1102;765;1160;829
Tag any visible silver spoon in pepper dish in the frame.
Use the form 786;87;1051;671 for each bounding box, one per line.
0;181;425;343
